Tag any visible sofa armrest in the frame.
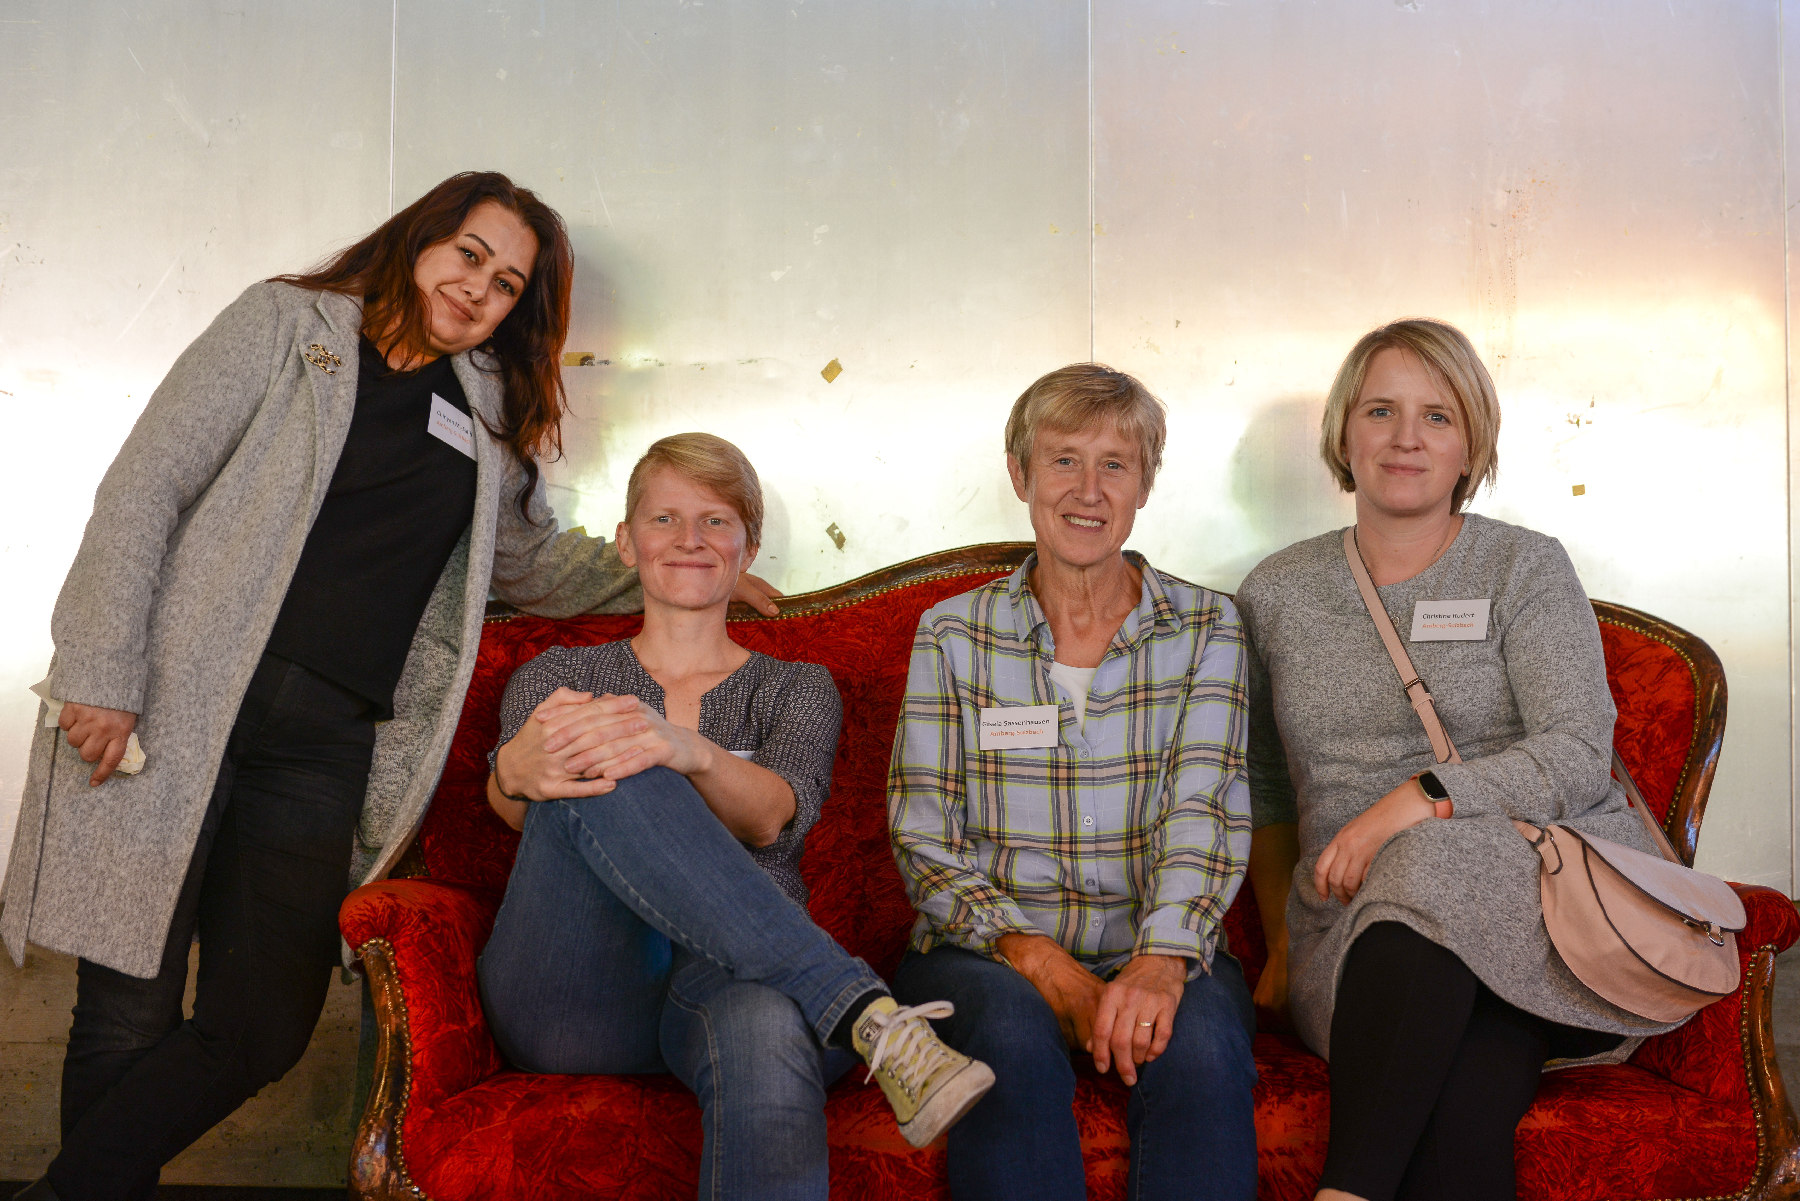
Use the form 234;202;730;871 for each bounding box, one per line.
341;879;506;1199
1624;884;1800;1200
1630;885;1798;1100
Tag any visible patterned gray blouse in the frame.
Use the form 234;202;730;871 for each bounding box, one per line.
494;641;843;907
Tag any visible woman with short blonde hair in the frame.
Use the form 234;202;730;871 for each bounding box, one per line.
1239;319;1681;1201
1004;362;1168;490
1316;319;1501;513
478;434;994;1199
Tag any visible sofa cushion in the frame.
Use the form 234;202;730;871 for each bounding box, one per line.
394;1031;1756;1201
361;549;1778;1201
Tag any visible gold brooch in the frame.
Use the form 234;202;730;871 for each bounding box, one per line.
304;343;342;375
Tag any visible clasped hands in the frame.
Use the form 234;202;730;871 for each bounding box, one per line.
494;687;712;802
995;931;1186;1087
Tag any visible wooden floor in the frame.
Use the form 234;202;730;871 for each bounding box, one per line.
0;945;361;1188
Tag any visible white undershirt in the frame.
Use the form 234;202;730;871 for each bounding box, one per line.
1047;661;1099;731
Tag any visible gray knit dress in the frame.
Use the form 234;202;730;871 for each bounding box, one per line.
1235;514;1684;1059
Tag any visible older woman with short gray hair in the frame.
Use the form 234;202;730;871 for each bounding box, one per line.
889;363;1257;1201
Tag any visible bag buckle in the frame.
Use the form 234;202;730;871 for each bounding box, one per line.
1682;918;1727;947
1531;826;1565;876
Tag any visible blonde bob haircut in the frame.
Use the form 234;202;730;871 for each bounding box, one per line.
1319;318;1500;513
624;432;764;547
1004;363;1167;490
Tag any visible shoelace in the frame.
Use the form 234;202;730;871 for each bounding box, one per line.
863;1000;957;1088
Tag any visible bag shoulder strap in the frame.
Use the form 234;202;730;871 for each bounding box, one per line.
1342;526;1461;765
1340;529;1683;867
1610;748;1685;867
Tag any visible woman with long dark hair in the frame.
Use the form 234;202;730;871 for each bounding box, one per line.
4;171;775;1201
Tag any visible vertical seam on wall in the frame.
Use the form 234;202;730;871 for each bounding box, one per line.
1087;0;1095;362
1783;0;1796;898
388;0;399;216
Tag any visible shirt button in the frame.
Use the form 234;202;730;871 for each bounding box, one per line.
1082;815;1094;827
1085;878;1097;888
1079;749;1090;759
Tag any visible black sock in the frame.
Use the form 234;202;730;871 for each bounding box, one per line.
829;988;889;1050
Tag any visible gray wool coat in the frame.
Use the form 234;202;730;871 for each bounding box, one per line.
3;281;641;979
1235;515;1681;1060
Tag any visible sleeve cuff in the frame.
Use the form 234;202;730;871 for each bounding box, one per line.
923;905;1039;961
1428;762;1497;819
47;653;147;715
1131;919;1211;967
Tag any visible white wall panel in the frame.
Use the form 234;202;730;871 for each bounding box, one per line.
391;0;1091;589
1093;0;1789;887
0;0;1791;945
0;0;391;884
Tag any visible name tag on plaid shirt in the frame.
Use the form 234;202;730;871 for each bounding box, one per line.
978;704;1060;751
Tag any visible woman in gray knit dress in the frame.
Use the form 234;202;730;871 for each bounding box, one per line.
1234;319;1681;1201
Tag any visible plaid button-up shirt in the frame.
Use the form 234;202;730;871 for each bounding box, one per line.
887;553;1251;975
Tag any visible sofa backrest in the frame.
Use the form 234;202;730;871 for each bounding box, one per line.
1594;601;1727;868
407;545;1725;986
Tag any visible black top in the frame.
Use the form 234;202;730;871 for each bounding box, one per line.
265;336;479;715
492;641;843;906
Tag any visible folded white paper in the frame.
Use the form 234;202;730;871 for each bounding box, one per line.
30;677;146;775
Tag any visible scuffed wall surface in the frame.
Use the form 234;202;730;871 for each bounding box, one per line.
0;0;1794;1183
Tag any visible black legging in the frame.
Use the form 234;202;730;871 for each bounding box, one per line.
1319;922;1622;1201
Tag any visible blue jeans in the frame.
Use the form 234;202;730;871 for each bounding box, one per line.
893;944;1258;1201
477;766;877;1200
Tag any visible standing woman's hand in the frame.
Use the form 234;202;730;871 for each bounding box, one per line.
59;702;138;786
1313;778;1437;904
731;573;783;616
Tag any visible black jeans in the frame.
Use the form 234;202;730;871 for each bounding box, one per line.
1319;922;1623;1201
49;654;375;1201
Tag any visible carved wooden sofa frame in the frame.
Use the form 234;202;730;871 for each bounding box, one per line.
342;543;1800;1200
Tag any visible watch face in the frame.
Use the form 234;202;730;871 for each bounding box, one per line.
1418;771;1450;801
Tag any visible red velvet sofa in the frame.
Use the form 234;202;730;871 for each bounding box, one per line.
342;543;1800;1200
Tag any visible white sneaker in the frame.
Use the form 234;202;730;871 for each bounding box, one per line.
852;996;996;1148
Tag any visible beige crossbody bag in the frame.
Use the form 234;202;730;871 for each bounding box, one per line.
1342;527;1743;1023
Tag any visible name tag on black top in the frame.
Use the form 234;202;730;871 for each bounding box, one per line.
1410;599;1491;641
428;393;476;459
